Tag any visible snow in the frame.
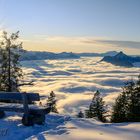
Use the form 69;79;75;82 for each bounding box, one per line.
0;113;140;140
0;57;140;140
0;113;69;140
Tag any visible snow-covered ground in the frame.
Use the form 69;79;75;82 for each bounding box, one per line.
0;113;140;140
1;57;140;140
29;116;140;140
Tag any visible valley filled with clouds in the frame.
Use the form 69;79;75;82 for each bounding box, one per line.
21;57;140;115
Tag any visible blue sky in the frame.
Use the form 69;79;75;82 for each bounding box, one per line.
0;0;140;54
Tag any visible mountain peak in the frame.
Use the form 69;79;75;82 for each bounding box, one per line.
114;51;129;59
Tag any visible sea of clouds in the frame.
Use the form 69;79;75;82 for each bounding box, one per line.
21;57;140;115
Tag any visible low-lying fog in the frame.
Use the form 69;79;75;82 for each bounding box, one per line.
21;57;140;115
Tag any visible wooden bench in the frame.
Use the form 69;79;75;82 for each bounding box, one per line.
0;92;51;126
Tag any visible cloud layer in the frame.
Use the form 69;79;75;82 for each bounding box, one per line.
21;57;140;115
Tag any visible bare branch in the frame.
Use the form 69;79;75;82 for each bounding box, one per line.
18;80;34;87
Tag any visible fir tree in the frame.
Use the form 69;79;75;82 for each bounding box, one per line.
111;80;135;122
128;75;140;121
46;91;58;113
111;92;127;122
125;80;137;121
77;111;84;118
0;31;23;92
85;90;106;122
0;31;33;92
111;77;140;123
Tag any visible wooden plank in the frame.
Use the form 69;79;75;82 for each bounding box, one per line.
0;103;45;109
0;106;24;112
0;103;50;114
0;92;40;101
0;106;49;114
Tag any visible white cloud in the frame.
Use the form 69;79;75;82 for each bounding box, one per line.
21;57;140;115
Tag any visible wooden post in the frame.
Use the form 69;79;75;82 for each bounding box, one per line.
22;92;29;125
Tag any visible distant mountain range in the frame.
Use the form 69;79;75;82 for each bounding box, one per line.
20;51;119;61
76;51;118;57
101;51;140;67
20;50;140;67
20;51;80;61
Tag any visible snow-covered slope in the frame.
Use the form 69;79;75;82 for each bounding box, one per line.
30;117;140;140
0;113;69;140
1;113;140;140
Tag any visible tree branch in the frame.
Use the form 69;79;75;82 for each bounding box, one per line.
18;80;34;87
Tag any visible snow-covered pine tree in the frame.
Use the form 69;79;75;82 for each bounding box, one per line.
85;90;106;122
46;91;58;113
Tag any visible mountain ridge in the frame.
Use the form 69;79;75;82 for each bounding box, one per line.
20;50;119;61
101;51;140;67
